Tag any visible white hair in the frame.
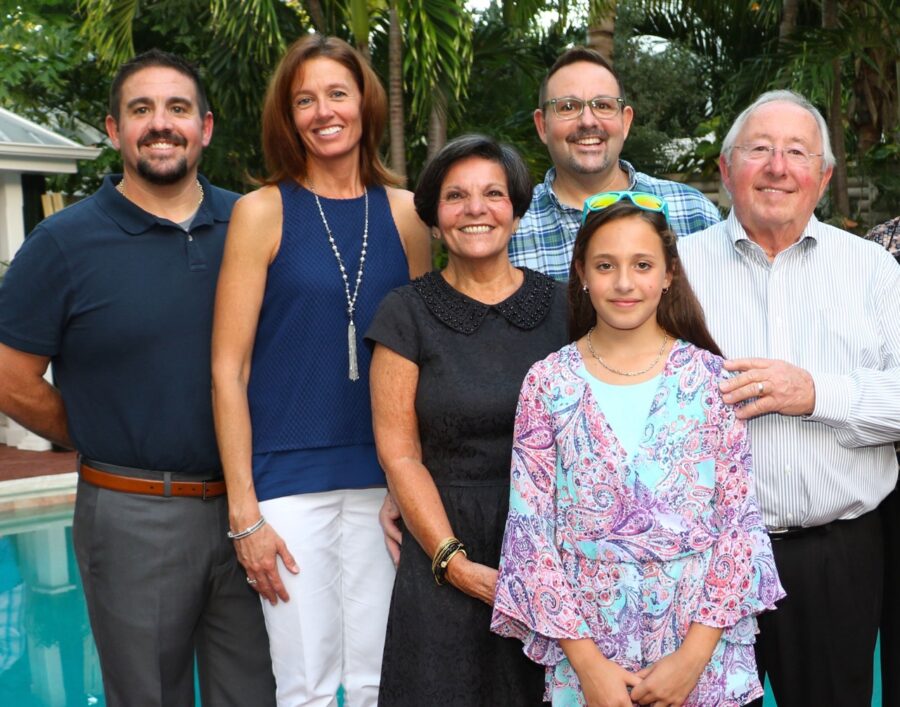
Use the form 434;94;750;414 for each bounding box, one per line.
721;90;835;172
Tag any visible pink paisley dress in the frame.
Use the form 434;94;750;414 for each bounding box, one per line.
491;340;785;706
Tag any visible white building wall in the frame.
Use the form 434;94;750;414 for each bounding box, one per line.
0;170;25;262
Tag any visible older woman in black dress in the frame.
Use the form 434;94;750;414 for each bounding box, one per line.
366;135;567;705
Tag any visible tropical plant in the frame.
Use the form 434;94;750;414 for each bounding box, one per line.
632;0;899;225
77;0;474;186
0;1;115;192
613;2;710;175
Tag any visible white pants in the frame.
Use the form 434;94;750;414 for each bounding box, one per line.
259;488;395;707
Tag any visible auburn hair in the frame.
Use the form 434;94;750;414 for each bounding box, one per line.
567;201;723;357
260;34;400;187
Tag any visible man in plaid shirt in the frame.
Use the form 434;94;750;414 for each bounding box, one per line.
509;46;721;281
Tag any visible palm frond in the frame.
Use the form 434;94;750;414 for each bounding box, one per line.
78;0;139;66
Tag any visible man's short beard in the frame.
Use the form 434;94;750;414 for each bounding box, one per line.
137;156;190;185
561;128;614;176
566;153;612;175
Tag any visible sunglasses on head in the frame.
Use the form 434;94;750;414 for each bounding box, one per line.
581;191;671;225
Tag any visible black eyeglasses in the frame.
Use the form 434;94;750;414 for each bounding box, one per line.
542;96;625;121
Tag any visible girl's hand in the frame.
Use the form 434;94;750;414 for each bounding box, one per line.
578;655;643;707
629;648;706;706
561;639;642;707
630;622;721;706
444;554;498;606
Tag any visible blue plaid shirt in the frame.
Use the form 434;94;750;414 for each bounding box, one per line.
509;161;722;281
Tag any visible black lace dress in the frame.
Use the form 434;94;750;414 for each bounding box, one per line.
365;268;568;706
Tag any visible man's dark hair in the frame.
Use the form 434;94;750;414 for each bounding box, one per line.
413;134;533;228
538;46;624;108
108;49;209;122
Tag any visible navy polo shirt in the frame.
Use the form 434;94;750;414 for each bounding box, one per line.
0;174;238;475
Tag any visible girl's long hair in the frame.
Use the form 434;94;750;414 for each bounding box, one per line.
567;201;723;357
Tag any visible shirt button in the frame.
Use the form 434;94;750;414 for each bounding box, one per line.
787;513;794;522
785;466;792;474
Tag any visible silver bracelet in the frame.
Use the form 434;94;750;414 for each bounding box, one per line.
227;515;266;540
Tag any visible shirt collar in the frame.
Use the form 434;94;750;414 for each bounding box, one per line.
543;159;638;212
725;208;820;255
413;268;557;335
95;173;230;236
619;159;638;188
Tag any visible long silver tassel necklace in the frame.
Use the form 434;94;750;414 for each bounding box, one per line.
310;185;368;381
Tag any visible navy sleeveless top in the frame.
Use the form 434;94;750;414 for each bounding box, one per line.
248;182;411;500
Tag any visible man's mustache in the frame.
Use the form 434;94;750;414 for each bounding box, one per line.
139;130;187;147
566;129;609;143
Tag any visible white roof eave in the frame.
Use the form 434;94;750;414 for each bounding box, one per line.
0;106;101;148
0;142;103;161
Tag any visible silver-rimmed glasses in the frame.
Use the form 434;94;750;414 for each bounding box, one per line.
733;144;824;167
542;96;625;121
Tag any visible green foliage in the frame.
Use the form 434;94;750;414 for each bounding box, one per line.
76;0;140;62
400;0;473;131
447;1;718;185
628;0;780;176
443;1;616;188
862;139;900;215
630;0;900;228
71;0;479;190
0;1;112;192
75;0;313;191
345;0;371;52
8;0;894;228
449;9;573;184
614;3;711;175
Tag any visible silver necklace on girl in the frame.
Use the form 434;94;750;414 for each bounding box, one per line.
586;326;669;377
310;184;368;381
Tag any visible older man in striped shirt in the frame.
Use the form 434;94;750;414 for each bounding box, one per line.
679;90;900;707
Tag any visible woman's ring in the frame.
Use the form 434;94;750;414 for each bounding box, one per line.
757;382;764;396
246;577;258;585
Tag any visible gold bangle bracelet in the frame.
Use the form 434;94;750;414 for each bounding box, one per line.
436;546;467;585
431;536;460;575
432;538;466;585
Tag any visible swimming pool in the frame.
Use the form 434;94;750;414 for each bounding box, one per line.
0;501;883;705
0;503;103;706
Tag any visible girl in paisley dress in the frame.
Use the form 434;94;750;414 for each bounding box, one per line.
491;192;785;707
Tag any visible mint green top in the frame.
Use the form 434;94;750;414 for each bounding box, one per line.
577;368;662;458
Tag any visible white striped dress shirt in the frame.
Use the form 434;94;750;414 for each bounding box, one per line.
679;210;900;528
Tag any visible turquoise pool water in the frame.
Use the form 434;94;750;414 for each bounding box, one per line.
0;502;883;705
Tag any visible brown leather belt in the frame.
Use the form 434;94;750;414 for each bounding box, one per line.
79;462;226;499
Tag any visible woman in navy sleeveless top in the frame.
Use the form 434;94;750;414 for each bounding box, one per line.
211;35;430;707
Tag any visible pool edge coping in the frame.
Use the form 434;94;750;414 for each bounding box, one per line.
0;472;77;512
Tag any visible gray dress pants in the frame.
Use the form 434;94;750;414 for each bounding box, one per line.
73;479;277;706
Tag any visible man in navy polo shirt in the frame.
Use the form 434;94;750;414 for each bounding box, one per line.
0;50;275;706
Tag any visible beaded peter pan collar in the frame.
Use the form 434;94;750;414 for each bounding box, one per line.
413;267;556;335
